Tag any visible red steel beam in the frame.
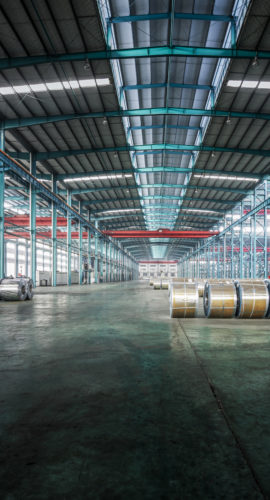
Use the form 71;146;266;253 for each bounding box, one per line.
4;231;90;239
5;216;70;227
103;229;218;238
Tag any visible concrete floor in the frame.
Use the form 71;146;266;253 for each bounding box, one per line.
0;281;269;499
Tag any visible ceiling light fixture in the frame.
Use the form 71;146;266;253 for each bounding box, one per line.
226;115;231;125
194;174;258;182
83;59;90;71
0;78;110;96
63;173;132;182
251;54;259;67
102;118;108;125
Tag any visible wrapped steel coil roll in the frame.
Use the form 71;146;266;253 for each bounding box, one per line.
161;281;169;290
149;280;154;286
170;283;198;318
204;282;237;318
153;281;161;289
235;281;269;319
0;278;28;301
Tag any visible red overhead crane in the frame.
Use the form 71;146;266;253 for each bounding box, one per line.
102;229;218;238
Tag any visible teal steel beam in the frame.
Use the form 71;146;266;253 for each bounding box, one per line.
0;129;5;278
9;143;270;160
30;153;36;286
66;190;72;286
123;83;213;92
54;166;262;180
4;106;270;130
2;45;269;72
81;195;236;207
52;174;57;287
128;124;202;132
108;13;234;23
60;183;246;195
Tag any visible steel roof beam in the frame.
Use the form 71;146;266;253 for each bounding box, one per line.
4;106;270;129
122;83;213;91
108;13;234;23
9;144;270;160
1;45;270;72
61;184;246;195
81;195;236;207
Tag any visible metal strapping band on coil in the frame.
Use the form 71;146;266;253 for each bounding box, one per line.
204;281;237;318
170;283;198;318
235;280;269;319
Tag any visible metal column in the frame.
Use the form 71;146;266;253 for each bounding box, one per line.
239;201;244;279
264;181;268;279
0;129;5;279
109;241;112;281
78;201;83;285
30;153;36;286
94;220;99;284
100;238;104;282
88;211;92;284
252;192;256;278
66;190;72;286
51;174;57;287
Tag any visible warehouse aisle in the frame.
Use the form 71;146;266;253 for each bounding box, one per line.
0;282;268;499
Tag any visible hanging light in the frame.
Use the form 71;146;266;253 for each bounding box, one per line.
226;115;231;125
102;117;108;125
83;59;90;71
251;54;259;67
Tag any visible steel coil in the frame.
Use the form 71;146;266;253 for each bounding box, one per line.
153;281;161;289
170;283;198;318
204;282;237;318
149;279;154;286
161;281;169;290
0;278;28;301
235;281;269;318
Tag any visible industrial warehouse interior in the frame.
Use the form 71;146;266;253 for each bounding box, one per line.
1;0;270;498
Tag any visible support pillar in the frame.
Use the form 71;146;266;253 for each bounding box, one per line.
78;202;83;285
51;174;57;287
66;190;72;286
0;129;5;279
100;238;104;282
88;211;91;284
94;220;99;284
30;153;36;285
264;181;268;279
239;201;244;279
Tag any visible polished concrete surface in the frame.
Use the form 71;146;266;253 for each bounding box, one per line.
0;281;269;499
